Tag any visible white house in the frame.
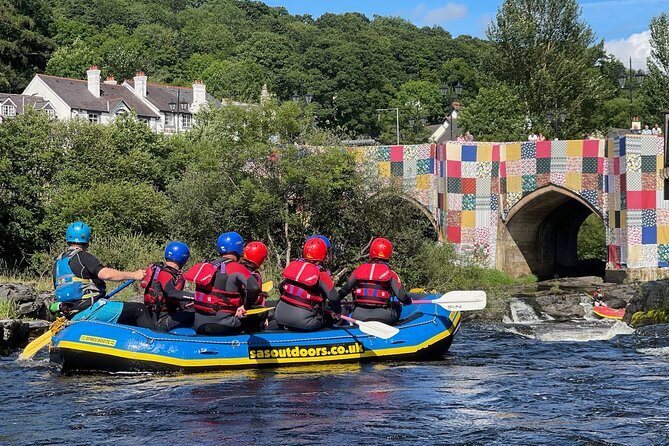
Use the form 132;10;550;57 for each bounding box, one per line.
21;67;220;134
0;93;55;123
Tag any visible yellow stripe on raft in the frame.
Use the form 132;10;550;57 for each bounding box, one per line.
55;311;461;368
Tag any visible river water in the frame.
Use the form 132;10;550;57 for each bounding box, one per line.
2;315;668;445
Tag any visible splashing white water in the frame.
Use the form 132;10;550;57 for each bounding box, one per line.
503;298;553;324
638;347;669;357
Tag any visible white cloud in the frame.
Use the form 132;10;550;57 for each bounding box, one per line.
604;30;651;70
414;3;468;25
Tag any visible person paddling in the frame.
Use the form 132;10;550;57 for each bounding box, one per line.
188;232;261;336
338;237;412;325
274;238;341;331
52;222;144;319
141;242;195;331
239;241;270;332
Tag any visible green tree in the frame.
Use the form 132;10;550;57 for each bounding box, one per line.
641;13;669;125
487;0;607;138
458;83;527;141
46;38;98;79
577;214;606;260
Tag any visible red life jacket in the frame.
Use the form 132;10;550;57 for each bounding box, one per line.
351;262;395;307
280;260;324;310
141;263;185;312
191;259;250;314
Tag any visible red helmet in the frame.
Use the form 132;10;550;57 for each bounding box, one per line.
370;237;392;260
303;237;327;262
243;241;268;268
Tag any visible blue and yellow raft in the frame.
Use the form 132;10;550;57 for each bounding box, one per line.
49;300;461;373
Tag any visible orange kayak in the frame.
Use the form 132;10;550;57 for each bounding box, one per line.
593;305;625;320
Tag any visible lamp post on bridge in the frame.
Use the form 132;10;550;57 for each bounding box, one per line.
440;81;462;140
617;57;645;132
547;102;567;140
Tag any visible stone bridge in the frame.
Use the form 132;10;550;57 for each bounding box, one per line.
349;135;669;280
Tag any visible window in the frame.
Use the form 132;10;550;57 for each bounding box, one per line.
1;105;16;117
88;112;100;123
43;109;55;119
181;113;192;128
165;113;175;127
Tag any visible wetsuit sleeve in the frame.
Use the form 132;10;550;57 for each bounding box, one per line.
390;276;412;305
162;277;194;301
337;274;357;300
319;273;341;314
234;273;260;310
71;252;104;279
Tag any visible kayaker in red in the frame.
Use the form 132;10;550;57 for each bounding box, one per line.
142;241;194;331
338;237;412;325
187;232;261;336
274;238;341;331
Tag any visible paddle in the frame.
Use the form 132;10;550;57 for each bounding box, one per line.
326;310;400;339
411;290;487;311
18;279;135;361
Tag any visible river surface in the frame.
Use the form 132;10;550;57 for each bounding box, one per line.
2;318;668;446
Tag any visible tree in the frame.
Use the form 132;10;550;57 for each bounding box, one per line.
487;0;607;138
458;83;527;141
46;38;98;79
642;13;669;125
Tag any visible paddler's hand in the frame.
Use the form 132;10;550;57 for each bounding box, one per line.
131;269;145;281
235;306;248;318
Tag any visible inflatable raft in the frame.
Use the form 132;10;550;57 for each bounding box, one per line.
49;300;461;373
592;305;625;320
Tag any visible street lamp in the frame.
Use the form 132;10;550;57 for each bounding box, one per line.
376;108;400;145
547;102;567;140
441;80;463;140
291;91;313;104
168;89;189;134
617;57;645;131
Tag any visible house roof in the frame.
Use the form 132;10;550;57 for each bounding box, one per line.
0;93;52;114
125;80;221;112
36;74;160;118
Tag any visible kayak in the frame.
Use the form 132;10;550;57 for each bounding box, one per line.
49;300;461;374
592;305;625;320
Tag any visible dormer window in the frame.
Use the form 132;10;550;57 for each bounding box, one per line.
1;104;16;117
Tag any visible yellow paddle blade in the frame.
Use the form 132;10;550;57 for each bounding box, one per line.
262;280;274;293
409;287;425;293
18;317;67;361
246;306;274;315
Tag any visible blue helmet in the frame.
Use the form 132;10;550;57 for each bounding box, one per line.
307;235;331;249
217;232;244;256
165;241;190;267
66;222;91;244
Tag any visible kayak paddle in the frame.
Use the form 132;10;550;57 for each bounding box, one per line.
261;280;273;293
412;290;487;311
327;310;399;339
18;279;135;361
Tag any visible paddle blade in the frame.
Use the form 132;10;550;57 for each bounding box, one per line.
432;290;487;311
246;306;273;315
262;280;274;293
18;330;53;361
338;314;400;339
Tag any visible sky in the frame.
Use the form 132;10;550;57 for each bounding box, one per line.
263;0;669;70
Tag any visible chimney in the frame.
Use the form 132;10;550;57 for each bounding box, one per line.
103;76;116;85
133;71;147;98
87;66;101;98
192;80;206;105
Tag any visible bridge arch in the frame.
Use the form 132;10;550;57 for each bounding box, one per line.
372;191;439;240
498;184;604;279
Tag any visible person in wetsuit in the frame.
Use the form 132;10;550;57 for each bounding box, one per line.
191;232;261;336
52;221;145;320
141;241;195;331
274;237;341;331
338;237;412;325
238;241;269;332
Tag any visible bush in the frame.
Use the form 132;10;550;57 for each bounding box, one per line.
0;298;17;319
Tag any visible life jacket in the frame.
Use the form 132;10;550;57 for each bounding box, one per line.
186;259;249;314
280;260;324;310
141;263;185;312
252;270;265;306
54;249;104;302
351;262;394;307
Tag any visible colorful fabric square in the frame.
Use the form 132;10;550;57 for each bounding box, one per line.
462;178;476;194
447;193;462;211
447;226;461;243
658;228;669;244
520;142;535;159
378;161;391;177
641;156;656;173
476;161;492;178
416;158;430;175
403;176;416;190
390;145;403;162
581;190;598;209
567;157;582;172
582;157;597;173
551;171;566;187
642;226;657;244
520;158;536;175
642;173;656;191
447;160;461;177
566;172;582;190
416;175;430;190
462;161;477;178
566;140;583;157
506;143;521;161
461;210;476;228
583;139;600;157
507;160;522;176
551;157;567;172
536;173;550;187
536;141;551;158
628;226;642;244
477;144;492;162
376;146;390;161
537;158;551;174
390;161;403;176
462;194;475;210
521;175;536;192
403;159;417;177
447;177;461;193
476;177;491;195
447;143;461;161
627;153;641;172
462;145;477;162
507;176;521;193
